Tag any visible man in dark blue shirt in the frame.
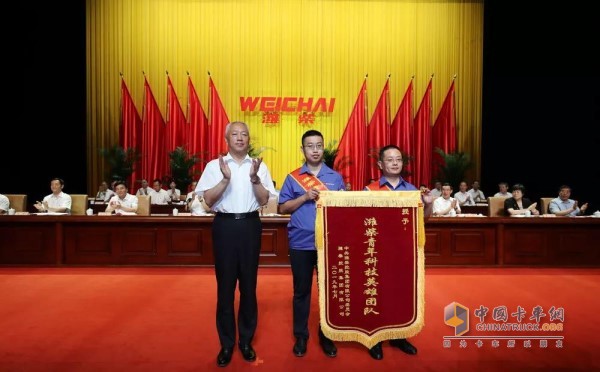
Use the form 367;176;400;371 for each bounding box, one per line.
279;130;345;358
364;145;429;360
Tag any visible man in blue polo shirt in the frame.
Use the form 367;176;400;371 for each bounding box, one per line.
278;129;345;358
363;144;431;360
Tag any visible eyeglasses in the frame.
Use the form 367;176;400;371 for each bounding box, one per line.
303;144;324;151
383;158;403;163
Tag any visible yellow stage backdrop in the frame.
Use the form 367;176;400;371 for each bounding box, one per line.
86;0;483;195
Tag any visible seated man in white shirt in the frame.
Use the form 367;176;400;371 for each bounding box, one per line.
0;193;9;214
185;181;209;215
549;185;588;216
467;181;486;203
454;181;475;206
493;182;512;198
167;181;181;203
149;178;170;205
34;178;72;214
105;181;138;215
430;181;442;198
136;179;151;196
96;181;115;202
433;183;461;216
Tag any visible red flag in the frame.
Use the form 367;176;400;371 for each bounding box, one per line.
367;79;390;182
166;76;187;153
390;79;414;183
334;80;368;190
120;77;142;187
142;77;167;182
187;76;209;173
208;76;230;159
413;78;433;188
432;80;457;177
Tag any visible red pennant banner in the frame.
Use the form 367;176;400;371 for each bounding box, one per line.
316;191;425;348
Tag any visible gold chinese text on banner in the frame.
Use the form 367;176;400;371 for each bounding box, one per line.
315;191;425;349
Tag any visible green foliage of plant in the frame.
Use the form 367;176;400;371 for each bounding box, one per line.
169;146;201;192
322;140;339;169
323;139;354;171
400;151;414;179
248;138;275;158
433;148;474;190
99;145;141;183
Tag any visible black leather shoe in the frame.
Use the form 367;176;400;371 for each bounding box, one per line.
319;336;337;357
368;342;384;360
238;343;257;362
389;338;417;355
217;347;233;367
293;337;307;357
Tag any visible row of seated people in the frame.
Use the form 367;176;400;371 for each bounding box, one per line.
429;180;514;206
431;183;589;217
0;179;589;217
0;177;280;216
96;179;184;205
96;178;280;216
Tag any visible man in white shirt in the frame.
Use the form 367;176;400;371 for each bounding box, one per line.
433;183;461;216
467;181;486;203
105;181;138;215
34;178;72;214
549;185;588;216
185;181;209;215
454;181;475;206
96;181;115;202
149;179;170;205
136;179;151;196
0;194;9;214
167;181;181;202
430;181;442;198
493;182;512;198
196;121;277;367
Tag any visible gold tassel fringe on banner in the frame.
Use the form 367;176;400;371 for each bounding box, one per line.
315;190;426;349
316;191;422;209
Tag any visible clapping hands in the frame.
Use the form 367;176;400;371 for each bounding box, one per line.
218;155;232;180
34;200;49;212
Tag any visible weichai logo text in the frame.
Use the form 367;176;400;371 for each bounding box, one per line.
239;97;336;113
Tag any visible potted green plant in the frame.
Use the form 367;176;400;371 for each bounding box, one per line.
322;140;338;169
323;140;352;171
168;146;201;193
99;145;141;182
433;148;474;190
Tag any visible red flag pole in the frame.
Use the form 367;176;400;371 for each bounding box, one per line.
186;71;190;124
207;71;212;126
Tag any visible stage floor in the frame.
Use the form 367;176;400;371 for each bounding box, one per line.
1;267;598;371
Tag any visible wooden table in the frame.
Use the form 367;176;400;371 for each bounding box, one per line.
2;215;599;267
460;204;489;216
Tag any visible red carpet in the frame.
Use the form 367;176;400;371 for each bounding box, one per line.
1;267;598;371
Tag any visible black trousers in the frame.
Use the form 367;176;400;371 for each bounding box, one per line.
290;248;327;340
212;213;262;348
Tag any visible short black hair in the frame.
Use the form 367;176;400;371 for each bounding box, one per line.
114;181;128;190
558;185;571;192
51;177;64;186
378;145;402;161
301;130;323;144
511;183;525;192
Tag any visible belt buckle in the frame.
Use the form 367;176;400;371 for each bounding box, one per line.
234;214;244;220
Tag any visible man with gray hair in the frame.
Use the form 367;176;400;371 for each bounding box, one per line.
196;121;277;367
